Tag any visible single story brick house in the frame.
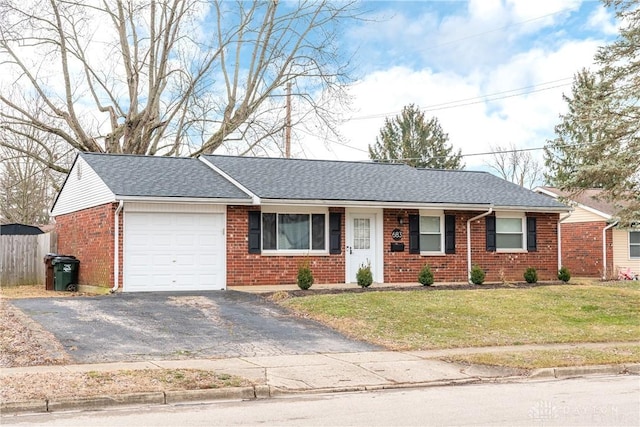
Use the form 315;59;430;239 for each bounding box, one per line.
535;187;639;279
50;153;570;292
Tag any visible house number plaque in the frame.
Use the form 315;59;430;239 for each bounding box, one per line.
391;228;403;241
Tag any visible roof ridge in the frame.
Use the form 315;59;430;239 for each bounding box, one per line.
81;152;194;160
203;154;410;167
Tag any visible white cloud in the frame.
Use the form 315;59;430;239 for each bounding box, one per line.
586;5;618;35
302;34;605;170
298;0;614;172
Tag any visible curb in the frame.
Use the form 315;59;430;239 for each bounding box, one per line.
2;365;637;415
529;363;639;379
0;386;266;415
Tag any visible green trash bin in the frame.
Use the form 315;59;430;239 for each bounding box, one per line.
52;256;79;292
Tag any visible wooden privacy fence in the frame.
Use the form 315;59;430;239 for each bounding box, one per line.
0;233;56;286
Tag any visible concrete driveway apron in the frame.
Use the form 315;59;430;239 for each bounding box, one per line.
10;291;379;364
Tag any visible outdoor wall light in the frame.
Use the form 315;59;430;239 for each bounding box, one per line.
397;214;404;225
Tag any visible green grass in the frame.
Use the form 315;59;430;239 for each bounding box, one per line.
444;345;640;369
282;282;640;351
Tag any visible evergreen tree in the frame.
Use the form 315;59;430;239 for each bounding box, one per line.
368;104;463;169
545;1;639;226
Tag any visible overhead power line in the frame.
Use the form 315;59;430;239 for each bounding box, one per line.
348;77;574;121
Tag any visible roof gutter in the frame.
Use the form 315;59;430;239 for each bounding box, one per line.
602;221;619;280
111;200;124;293
467;206;493;284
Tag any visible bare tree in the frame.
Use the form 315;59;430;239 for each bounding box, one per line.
0;0;358;173
0;141;66;224
0;95;73;224
485;143;543;189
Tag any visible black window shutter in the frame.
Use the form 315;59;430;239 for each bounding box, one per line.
486;216;496;252
445;214;456;254
248;211;261;254
527;216;537;252
329;212;341;254
409;214;420;254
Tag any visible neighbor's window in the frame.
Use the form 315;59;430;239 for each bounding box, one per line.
630;231;640;258
420;215;442;252
262;213;326;251
496;217;524;250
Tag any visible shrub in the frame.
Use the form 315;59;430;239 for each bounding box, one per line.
469;265;485;285
524;267;538;284
356;261;373;288
297;261;314;290
558;266;571;283
418;265;434;286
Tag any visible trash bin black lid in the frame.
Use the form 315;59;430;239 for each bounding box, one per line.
52;256;79;264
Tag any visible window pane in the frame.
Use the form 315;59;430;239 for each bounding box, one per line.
353;218;370;249
631;245;640;258
420;216;440;233
630;231;640;244
420;234;441;252
312;214;325;250
496;234;523;249
278;214;309;250
262;213;276;250
497;218;522;233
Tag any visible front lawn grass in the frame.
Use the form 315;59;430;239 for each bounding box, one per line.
282;282;640;351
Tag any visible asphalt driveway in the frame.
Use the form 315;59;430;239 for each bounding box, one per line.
10;291;379;364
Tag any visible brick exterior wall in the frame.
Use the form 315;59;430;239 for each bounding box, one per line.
55;203;561;289
55;203;122;288
228;207;560;286
383;210;559;283
560;221;612;278
226;206;346;286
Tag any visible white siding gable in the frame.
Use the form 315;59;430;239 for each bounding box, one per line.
563;204;608;223
51;156;115;216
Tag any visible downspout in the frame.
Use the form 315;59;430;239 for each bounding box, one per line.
602;221;618;280
111;200;124;293
557;210;573;272
467;206;493;284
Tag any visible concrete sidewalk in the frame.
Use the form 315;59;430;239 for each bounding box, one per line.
2;344;639;414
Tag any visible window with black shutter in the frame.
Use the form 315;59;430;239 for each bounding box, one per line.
409;214;420;254
329;212;342;254
526;216;537;252
248;211;261;254
486;215;496;252
445;214;456;254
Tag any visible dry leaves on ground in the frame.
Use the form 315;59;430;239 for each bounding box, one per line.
0;369;251;402
0;298;70;368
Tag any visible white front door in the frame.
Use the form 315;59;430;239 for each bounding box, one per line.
346;213;377;283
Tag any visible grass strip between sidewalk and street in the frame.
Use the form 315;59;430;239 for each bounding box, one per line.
281;281;640;366
443;345;640;369
0;369;251;403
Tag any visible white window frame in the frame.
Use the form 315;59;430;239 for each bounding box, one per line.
630;230;640;259
419;210;444;255
495;212;526;252
261;206;329;255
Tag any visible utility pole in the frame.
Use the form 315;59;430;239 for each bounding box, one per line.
285;82;291;158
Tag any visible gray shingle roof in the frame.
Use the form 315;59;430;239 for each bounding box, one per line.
80;153;250;200
202;155;568;210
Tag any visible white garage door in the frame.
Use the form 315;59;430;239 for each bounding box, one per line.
124;211;225;292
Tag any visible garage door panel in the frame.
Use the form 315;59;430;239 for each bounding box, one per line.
124;211;225;292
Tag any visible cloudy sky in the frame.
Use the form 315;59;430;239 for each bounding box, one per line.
296;0;618;170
